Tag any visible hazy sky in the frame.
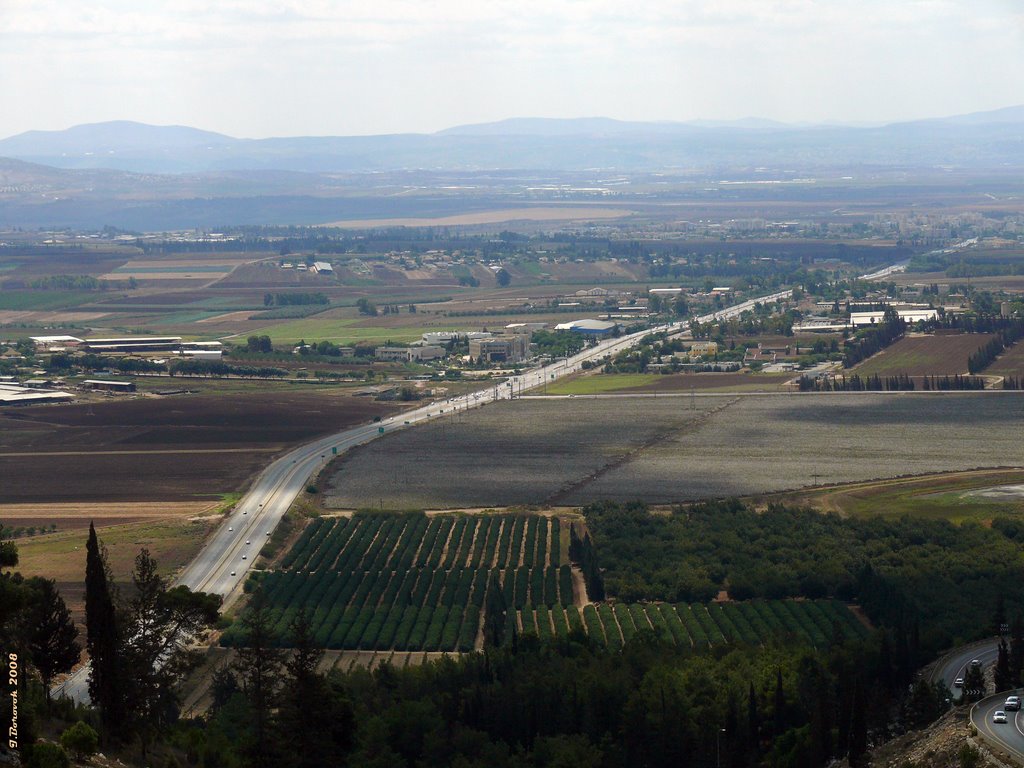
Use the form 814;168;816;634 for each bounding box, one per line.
1;0;1023;139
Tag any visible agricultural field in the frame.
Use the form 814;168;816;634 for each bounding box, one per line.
764;468;1024;523
324;398;724;509
987;341;1024;378
223;512;868;653
530;598;865;650
546;371;795;394
222;512;572;651
324;393;1024;508
852;333;994;377
0;390;395;502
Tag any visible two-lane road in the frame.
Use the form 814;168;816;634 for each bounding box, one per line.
931;639;1001;702
973;692;1024;762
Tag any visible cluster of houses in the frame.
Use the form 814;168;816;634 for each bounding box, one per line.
374;318;619;366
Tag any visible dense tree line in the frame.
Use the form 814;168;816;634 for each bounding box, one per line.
29;275;107;291
169;359;287;378
842;309;905;368
262;292;329;307
532;330;586;358
966;320;1024;374
798;373;985;391
798;373;917;391
190;618;949;768
583;500;1024;655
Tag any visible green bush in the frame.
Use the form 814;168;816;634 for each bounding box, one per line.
27;743;70;768
60;721;98;762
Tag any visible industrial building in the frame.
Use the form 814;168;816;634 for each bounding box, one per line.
81;336;184;353
0;383;74;406
554;319;619;336
375;346;414;362
850;309;938;327
469;335;530;363
82;379;137;392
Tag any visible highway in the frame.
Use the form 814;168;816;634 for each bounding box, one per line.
53;287;793;703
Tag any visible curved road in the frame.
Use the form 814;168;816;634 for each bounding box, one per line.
54;288;793;702
931;638;1001;702
973;691;1024;762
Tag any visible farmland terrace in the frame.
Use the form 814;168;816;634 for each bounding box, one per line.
323;393;1024;508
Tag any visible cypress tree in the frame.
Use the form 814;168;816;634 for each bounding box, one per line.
772;668;786;738
995;639;1012;693
1010;615;1024;685
848;677;867;766
747;682;759;765
85;522;124;737
484;571;507;647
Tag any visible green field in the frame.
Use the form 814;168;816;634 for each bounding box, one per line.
248;317;426;344
0;290;99;311
546;373;659;394
771;468;1024;524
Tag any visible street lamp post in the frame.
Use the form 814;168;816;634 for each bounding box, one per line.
717;727;726;768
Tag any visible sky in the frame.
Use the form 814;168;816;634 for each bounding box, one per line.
1;0;1023;139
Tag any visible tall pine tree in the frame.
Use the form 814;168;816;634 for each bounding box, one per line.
23;577;80;697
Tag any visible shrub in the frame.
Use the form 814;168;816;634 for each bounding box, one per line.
60;722;98;762
27;743;70;768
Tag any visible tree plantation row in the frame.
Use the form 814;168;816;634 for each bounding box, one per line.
224;511;867;652
282;513;565;573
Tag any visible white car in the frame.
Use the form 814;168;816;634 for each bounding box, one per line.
242;554;247;560
230;570;236;576
228;527;233;531
994;710;1007;723
954;677;964;688
245;540;251;545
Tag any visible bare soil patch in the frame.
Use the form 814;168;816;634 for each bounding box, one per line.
0;391;395;502
987;341;1024;378
852;333;994;377
0;500;219;532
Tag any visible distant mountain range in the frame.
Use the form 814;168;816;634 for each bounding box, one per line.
1;106;1023;175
